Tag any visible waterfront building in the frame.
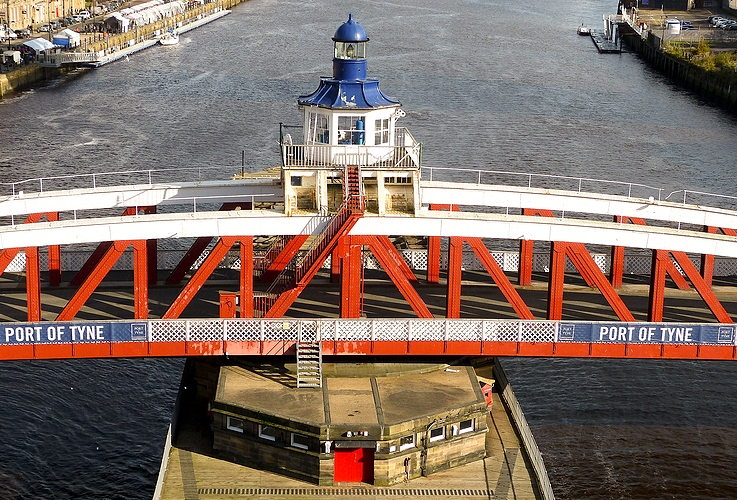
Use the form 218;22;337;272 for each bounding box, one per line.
210;362;490;485
2;0;85;32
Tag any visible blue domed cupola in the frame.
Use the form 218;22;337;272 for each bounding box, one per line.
298;13;399;110
332;13;368;81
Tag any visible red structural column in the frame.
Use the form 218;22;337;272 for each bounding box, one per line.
25;246;41;322
427;236;440;284
700;226;717;286
446;237;464;318
518;239;534;286
648;249;668;322
331;243;342;283
133;240;148;319
47;212;61;287
240;238;254;318
609;216;625;288
547;241;566;320
340;236;363;318
428;203;455;284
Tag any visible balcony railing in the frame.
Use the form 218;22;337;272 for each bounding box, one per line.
281;127;421;170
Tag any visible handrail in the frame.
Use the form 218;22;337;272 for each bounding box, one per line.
0;165;263;196
422;166;666;201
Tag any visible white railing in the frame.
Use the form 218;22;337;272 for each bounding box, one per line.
282;128;421;170
0;165;252;196
421;166;737;209
141;318;734;346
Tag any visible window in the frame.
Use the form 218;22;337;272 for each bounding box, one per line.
384;176;411;184
291;176;302;187
459;419;474;434
399;434;415;451
226;417;244;433
374;118;389;145
337;116;365;145
259;424;276;441
429;427;445;442
308;112;329;144
334;41;366;60
291;433;309;450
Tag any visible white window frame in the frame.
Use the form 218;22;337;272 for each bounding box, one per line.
429;426;445;442
374;118;389;145
258;424;276;441
290;433;309;450
399;434;415;451
459;419;474;435
226;416;244;433
307;112;329;144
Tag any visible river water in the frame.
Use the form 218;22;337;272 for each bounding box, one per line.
2;0;737;498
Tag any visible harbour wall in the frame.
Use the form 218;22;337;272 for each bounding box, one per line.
619;23;737;112
0;0;248;98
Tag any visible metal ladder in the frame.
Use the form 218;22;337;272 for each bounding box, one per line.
296;341;323;388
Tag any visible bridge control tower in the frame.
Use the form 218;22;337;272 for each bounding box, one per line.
281;14;422;216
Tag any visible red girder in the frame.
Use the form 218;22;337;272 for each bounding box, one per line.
465;238;535;320
670;250;732;323
352;235;433;318
26;246;41;322
339;236;363;318
446;237;463;318
57;240;136;321
71;207;156;287
240;239;254;318
4;339;737;360
163;236;238;319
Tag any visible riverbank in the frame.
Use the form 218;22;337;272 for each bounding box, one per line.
0;0;248;98
620;7;737;113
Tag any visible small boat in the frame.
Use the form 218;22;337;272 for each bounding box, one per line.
159;30;179;46
577;24;591;36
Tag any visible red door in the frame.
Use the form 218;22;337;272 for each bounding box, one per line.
334;448;374;483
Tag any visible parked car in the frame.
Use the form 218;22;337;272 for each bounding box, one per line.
77;10;91;20
36;24;51;32
16;28;30;38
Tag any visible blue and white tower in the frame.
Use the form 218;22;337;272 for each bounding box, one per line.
282;14;421;216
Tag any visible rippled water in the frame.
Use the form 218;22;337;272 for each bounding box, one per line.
2;0;737;498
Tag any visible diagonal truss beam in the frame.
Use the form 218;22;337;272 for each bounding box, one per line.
57;241;135;321
165;203;248;285
163;236;238;319
353;235;433;318
649;250;733;323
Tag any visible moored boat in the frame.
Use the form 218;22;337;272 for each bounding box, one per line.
577;23;591;35
159;30;179;45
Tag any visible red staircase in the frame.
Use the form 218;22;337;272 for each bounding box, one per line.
256;166;364;317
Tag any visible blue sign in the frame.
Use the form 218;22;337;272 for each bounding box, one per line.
0;321;148;345
559;323;736;345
